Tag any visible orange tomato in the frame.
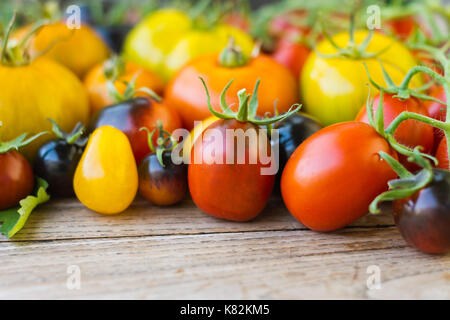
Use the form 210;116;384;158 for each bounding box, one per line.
165;54;298;130
84;60;164;114
14;21;110;78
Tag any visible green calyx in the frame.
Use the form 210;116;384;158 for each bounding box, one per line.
0;13;54;67
48;119;87;147
140;121;177;168
318;9;393;60
370;148;434;214
0;121;47;154
218;37;249;68
105;57;162;104
199;77;301;127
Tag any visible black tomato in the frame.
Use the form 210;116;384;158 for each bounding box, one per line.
271;113;322;192
34;121;87;197
138;153;187;206
393;169;450;254
138;123;187;206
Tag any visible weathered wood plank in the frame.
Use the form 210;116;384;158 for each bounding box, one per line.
1;197;395;241
1;228;448;299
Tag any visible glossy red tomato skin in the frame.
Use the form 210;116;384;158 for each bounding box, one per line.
188;120;275;222
272;37;311;78
281;122;398;232
356;93;434;169
424;86;447;149
89;97;182;164
436;138;449;170
0;151;34;210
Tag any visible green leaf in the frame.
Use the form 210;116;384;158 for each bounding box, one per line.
0;178;50;238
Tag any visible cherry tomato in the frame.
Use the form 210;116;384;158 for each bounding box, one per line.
189;119;275;222
424;86;447;149
34;121;86;198
436;138;449;170
384;16;417;41
139;153;187;206
74;126;138;215
165;53;297;130
281;122;398;232
272;37;311;79
88;97;182;164
0;151;34;210
356;93;434;169
393;169;450;254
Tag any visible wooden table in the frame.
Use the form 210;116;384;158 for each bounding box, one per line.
1;197;449;299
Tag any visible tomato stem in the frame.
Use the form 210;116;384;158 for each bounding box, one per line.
218;37;249;68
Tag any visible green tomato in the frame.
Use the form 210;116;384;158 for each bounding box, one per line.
123;9;254;82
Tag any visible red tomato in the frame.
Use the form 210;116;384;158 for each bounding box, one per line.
356;93;434;169
188;120;275;221
272;37;311;78
424;86;447;149
268;10;310;39
385;16;417;40
436;138;449;170
0;151;34;210
281;122;398;232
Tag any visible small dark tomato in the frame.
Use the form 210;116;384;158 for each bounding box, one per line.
34;140;84;197
393;169;450;254
138;153;187;206
0;151;34;210
271;113;322;192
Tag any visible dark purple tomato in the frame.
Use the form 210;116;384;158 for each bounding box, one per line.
138;153;187;206
271;113;322;193
393;169;450;254
34;140;84;197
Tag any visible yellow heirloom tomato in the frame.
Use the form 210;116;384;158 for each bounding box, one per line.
74;126;138;215
123;8;254;82
301;30;421;126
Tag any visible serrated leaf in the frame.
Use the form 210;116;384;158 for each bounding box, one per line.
0;178;50;238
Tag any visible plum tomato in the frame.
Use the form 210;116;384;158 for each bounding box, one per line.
393;169;450;254
88;97;181;164
356;93;434;169
138;125;187;206
34;120;87;197
281;121;398;232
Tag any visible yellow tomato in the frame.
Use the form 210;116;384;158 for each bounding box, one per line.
123;8;254;82
74;126;138;215
301;30;421;126
14;22;110;78
0;57;89;158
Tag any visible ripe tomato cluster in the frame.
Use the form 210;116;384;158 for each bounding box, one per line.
0;1;449;255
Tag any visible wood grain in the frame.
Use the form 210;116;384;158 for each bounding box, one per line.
1;197;395;241
1;198;448;299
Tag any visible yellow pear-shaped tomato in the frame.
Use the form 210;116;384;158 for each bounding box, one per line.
14;21;110;78
301;30;421;126
0;57;89;158
123;8;254;82
74;126;138;215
